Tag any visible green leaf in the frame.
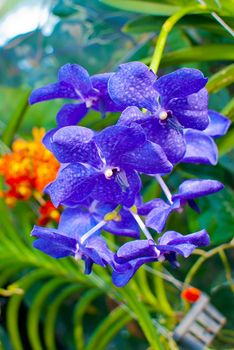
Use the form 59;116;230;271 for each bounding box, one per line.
188;187;234;244
205;0;234;17
100;0;181;16
218;129;234;156
44;285;82;350
86;306;132;350
124;14;234;35
6;270;51;350
120;287;164;350
73;289;103;350
207;64;234;93
152;44;234;66
27;278;67;350
222;97;234;120
1;89;31;146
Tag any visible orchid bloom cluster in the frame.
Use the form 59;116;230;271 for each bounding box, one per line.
29;62;230;287
0;128;60;225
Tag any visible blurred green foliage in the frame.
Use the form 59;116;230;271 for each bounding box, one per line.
0;0;234;349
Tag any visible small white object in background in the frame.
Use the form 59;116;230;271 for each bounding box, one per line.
173;294;226;349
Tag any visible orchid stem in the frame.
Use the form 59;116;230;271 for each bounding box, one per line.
130;211;160;256
197;0;234;37
149;4;208;74
80;205;122;244
130;210;154;241
184;242;234;287
155;174;173;204
80;220;106;244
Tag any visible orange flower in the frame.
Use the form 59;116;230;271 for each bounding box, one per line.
181;287;201;303
37;200;60;226
0;128;59;204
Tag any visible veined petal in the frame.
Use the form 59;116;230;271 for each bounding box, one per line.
138;198;169;216
172;179;224;201
58;207;98;240
159;229;210;246
50;126;101;166
58;63;94;97
56;103;88;127
84;236;114;267
91;170;141;208
167;88;209;130
118;106;150;127
158;229;210;257
145;200;177;233
158;243;197;258
92;202;140;238
31;226;77;258
183;129;218;165
120;141;172;175
104;208;140;238
115;239;156;263
93;125;145;164
168;229;210;246
42;128;59;152
154;68;208;105
142;119;186;165
91;73;123;112
112;256;156;287
108;62;158;111
45;163;97;207
29;81;78;104
204;110;231;137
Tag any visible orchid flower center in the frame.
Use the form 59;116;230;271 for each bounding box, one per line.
159;110;183;133
104;166;129;192
104;167;120;179
159;111;168;121
85;96;98;108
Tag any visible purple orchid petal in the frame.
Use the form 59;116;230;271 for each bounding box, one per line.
31;226;77;258
33;239;74;258
45;163;98;207
93;125;146;164
183;129;218;165
120;141;173;175
141;119;186;165
172;179;224;201
91;73;123;112
58;63;95;98
104;208;140;238
138;198;169;216
112;257;156;287
108;62;158;111
92;170;141;208
115;239;156;263
42;128;59;152
159;229;210;246
58;207;98;240
158;243;197;258
56;103;88;127
154;68;208;105
83;256;93;274
158;229;210;257
50;126;101;166
91;202;140;238
145;201;179;233
167;88;209;130
29;81;78;104
84;236;114;267
118;106;151;127
204;110;231;138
